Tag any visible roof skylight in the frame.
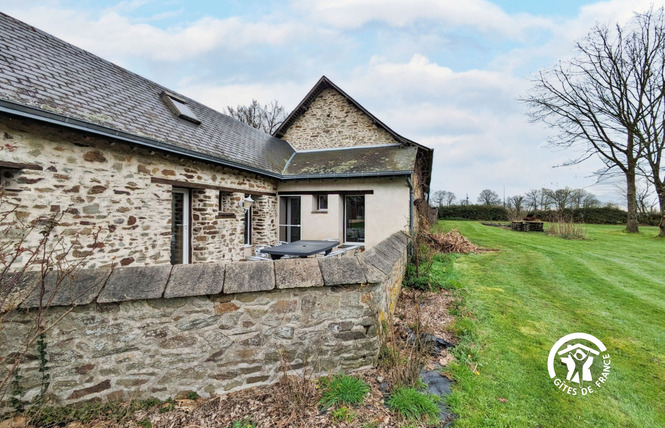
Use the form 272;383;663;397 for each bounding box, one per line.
161;91;201;125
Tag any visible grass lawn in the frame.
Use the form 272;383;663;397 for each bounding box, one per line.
436;221;665;427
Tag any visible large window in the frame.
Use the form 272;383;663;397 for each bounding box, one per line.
171;188;190;264
344;195;365;243
279;196;301;242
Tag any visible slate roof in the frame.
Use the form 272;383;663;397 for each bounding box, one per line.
0;12;293;177
0;12;430;182
283;145;418;179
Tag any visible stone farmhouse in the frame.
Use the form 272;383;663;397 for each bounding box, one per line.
0;11;432;267
0;12;434;406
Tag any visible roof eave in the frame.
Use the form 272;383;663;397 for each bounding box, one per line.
280;170;414;180
0;100;283;179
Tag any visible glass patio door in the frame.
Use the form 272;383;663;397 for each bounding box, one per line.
345;195;365;243
279;196;301;242
171;188;190;264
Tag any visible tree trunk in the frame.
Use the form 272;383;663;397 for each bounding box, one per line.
625;169;640;233
657;185;665;238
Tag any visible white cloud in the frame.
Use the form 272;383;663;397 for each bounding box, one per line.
294;0;554;40
177;81;311;115
4;0;659;205
3;5;305;64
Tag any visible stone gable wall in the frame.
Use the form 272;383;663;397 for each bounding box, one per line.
0;115;277;268
281;88;399;151
0;233;407;410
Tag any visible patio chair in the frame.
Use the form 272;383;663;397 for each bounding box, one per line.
246;255;271;261
323;245;361;258
323;249;347;258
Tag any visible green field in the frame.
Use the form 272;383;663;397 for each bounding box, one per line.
437;221;665;427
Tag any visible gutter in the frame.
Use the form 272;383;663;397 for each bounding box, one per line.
280;171;413;180
0;100;283;180
406;176;414;235
0;100;419;182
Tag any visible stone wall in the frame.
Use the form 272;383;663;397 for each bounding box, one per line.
281;88;399;151
0;115;278;268
0;232;407;410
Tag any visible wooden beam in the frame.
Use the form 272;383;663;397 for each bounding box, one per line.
0;161;43;170
150;177;276;197
278;190;374;196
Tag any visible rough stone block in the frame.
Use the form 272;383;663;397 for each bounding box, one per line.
383;234;408;257
97;265;171;303
164;263;225;298
274;258;323;289
389;231;408;247
21;268;111;308
373;239;404;267
357;256;386;284
1;271;40;312
359;247;394;276
318;257;367;286
223;261;275;294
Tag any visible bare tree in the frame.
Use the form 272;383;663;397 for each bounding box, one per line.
430;190;445;208
507;195;525;213
524;189;541;212
540;188;553;210
477;189;501;206
569;189;586;210
543;187;575;212
628;10;665;236
431;190;456;207
443;191;456;206
521;10;665;233
226;99;287;134
582;192;602;208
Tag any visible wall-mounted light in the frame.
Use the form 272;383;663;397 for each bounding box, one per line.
241;195;254;212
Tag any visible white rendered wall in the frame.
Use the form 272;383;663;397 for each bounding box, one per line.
277;177;411;248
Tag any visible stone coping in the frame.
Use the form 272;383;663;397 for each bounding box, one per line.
9;232;407;309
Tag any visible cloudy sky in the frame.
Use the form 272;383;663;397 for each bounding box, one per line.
3;0;664;204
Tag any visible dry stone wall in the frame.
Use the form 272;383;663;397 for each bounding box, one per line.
0;232;407;410
0;116;277;268
282;88;399;151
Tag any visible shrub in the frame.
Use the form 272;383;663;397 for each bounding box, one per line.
232;419;257;428
331;406;357;423
438;205;509;221
547;219;587;240
402;263;432;290
318;374;369;410
438;204;635;225
387;387;440;422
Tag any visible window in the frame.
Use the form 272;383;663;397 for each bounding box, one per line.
244;194;252;245
279;196;301;242
317;194;328;211
171;188;190;264
161;91;201;124
344;195;365;243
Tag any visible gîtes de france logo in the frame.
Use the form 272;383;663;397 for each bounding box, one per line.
547;332;611;396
